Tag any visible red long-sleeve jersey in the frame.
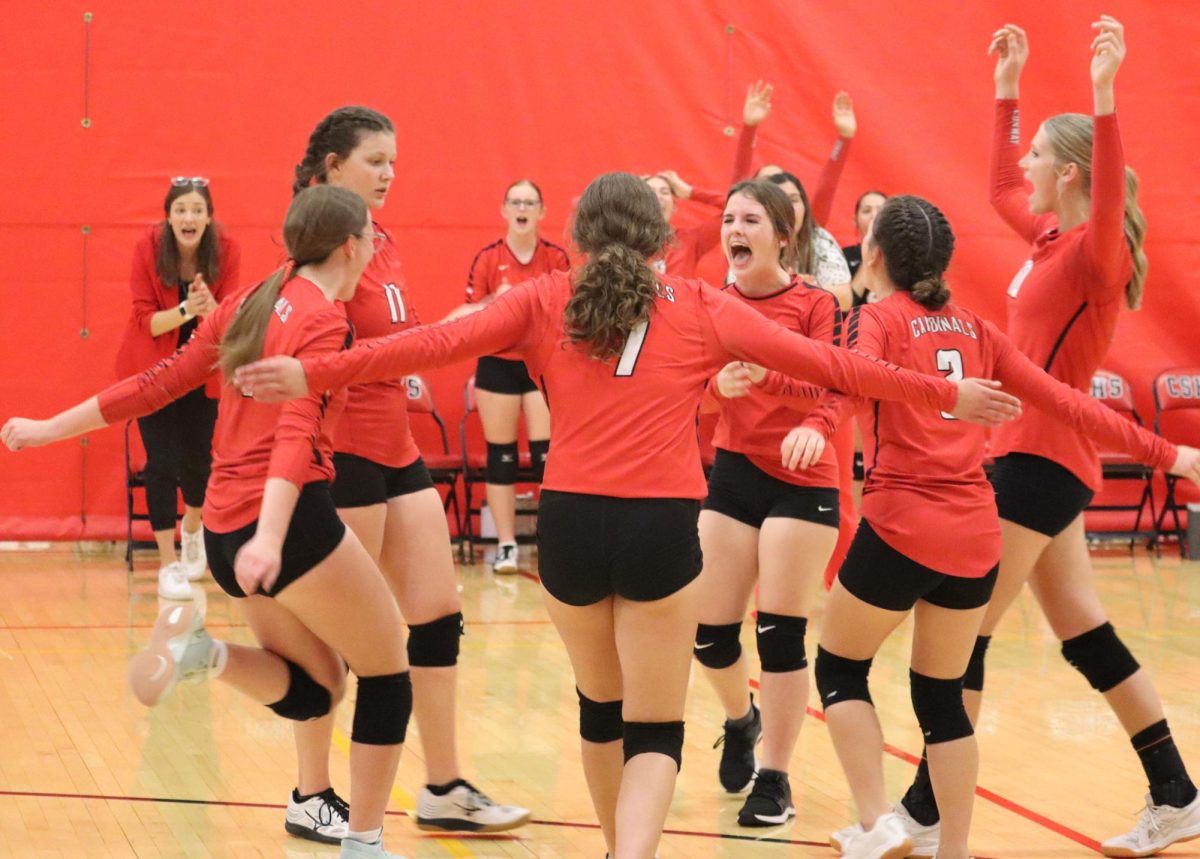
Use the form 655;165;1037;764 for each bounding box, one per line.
465;236;571;360
301;270;959;500
711;277;842;487
98;276;351;533
803;293;1175;577
988;100;1134;491
333;225;422;468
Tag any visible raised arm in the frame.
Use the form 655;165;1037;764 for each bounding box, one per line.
809;91;855;227
987;24;1041;243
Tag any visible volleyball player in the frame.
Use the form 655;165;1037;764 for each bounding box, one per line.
693;180;841;826
235;172;1022;859
450;179;569;573
114;177;240;598
285;106;529;841
798;195;1199;859
893;19;1200;857
3;185;413;859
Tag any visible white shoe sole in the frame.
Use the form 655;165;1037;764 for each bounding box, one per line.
1103;830;1200;858
128;603;200;706
416;807;531;832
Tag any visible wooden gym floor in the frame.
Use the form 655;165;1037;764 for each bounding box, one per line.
0;542;1198;858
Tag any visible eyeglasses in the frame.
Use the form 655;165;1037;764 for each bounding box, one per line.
171;176;210;188
504;199;541;209
358;231;387;251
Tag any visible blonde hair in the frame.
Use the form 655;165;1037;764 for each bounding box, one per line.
1043;113;1148;309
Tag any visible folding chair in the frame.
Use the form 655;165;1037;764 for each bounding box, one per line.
1083;369;1156;547
1153;367;1200;555
404;374;463;541
123;420;164;572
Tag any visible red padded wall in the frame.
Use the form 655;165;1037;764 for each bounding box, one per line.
1;0;1197;538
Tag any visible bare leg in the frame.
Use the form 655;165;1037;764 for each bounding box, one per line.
695;510;758;720
181;504;203;535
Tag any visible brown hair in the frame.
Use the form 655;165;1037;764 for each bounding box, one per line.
504;179;543;204
725;180;799;272
293;106;395;196
1043;113;1148;309
765;171;815;275
219;185;367;375
563;173;673;360
157;181;221;286
870;195;954;310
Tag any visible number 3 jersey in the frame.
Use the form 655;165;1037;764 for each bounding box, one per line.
334;223;423;468
802;292;1175;577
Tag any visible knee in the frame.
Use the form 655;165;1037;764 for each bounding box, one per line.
528;439;549;482
1061;622;1140;692
486;442;519;485
623;720;685;771
962;635;991;693
407;612;464;668
909;670;973;744
268;659;335;721
814;646;874;709
351;671;414;745
694;622;742;669
577;688;623;744
755;613;808;673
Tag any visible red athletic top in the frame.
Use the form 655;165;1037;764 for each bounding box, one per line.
988;100;1133;491
98;276;351;533
334;224;422;468
711;276;842;487
803;293;1175;577
465;236;571;360
301;270;959;500
114;227;242;398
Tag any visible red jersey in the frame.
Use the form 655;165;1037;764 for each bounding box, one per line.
98;276;351;533
711;277;842;487
988;100;1134;490
465;236;570;360
114;227;242;398
803;293;1175;577
302;270;960;500
334;224;422;468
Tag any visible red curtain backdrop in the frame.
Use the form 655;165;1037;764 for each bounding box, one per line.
1;0;1197;539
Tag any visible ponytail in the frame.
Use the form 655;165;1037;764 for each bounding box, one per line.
219;268;293;376
910;276;952;311
1123;166;1148;310
564;244;659;359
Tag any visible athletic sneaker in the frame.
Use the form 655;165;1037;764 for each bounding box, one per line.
285;787;349;844
492;542;519;574
339;837;406;858
738;768;795;826
714;699;761;793
180;525;207;581
416;781;531;832
832;803;939;857
128;603;225;706
157;561;192;600
1101;792;1200;857
841;812;913;859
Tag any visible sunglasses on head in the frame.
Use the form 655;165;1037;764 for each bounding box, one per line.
171;176;210;188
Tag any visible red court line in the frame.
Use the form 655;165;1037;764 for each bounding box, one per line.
747;678;1104;854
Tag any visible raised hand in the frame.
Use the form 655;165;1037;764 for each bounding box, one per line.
950;378;1022;427
658;170;693;200
234;356;309;402
743;80;774;127
988;23;1029;98
1091;14;1126;93
832;91;856;139
781;425;826;471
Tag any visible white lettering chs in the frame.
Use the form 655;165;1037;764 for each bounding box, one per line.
273;296;294;324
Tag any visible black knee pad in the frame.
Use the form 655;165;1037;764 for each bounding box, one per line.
756;612;808;673
910;670;973;745
528;439;549;482
1061;622;1140;693
351;671;413;745
694;622;742;669
814;646;874;709
267;659;333;721
962;635;991;692
623;720;685;771
407;612;464;668
577;688;623;743
486;442;519;485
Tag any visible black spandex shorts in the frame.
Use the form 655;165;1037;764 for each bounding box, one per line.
205;482;346;599
330;453;435;508
990;452;1095;538
836;520;998;612
537;489;703;606
475;356;539;395
702;449;839;529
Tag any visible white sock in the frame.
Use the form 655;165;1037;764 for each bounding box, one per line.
347;827;383;844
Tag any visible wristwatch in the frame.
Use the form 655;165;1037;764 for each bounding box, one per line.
178;301;190;318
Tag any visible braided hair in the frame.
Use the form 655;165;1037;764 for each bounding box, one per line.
870;195;954;310
293;106;394;196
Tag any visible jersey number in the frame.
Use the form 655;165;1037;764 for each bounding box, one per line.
936;348;963;420
615;320;649;377
383;282;406;323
